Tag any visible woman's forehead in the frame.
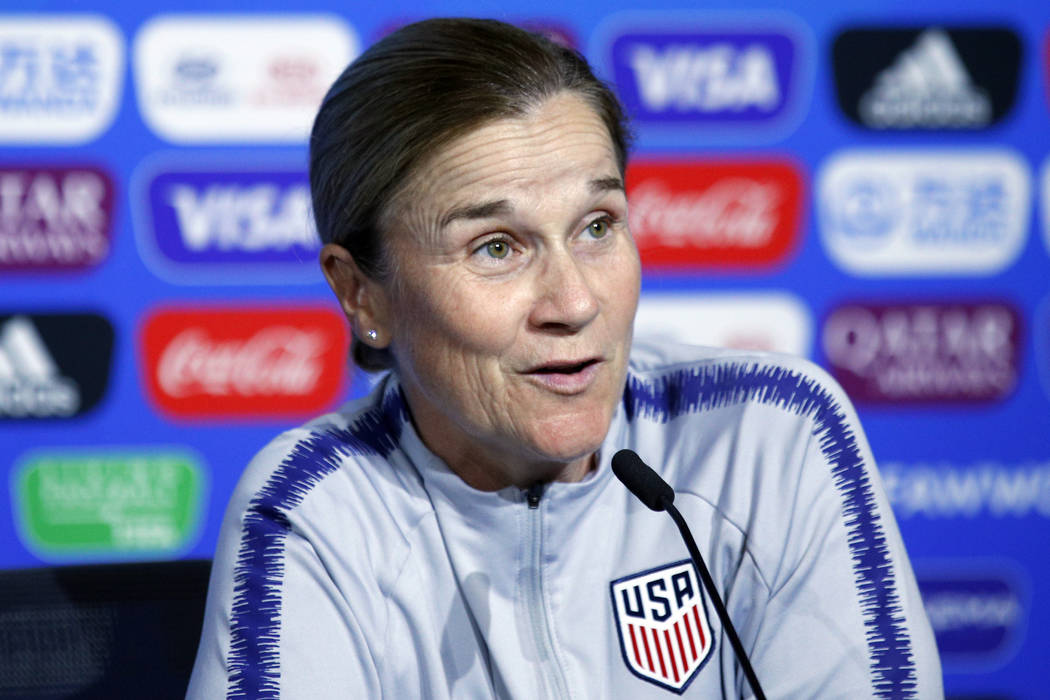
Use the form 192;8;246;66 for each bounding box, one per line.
394;93;620;222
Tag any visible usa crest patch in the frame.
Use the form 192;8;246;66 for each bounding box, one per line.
610;560;714;693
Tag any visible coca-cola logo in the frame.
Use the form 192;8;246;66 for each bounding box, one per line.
626;160;803;268
141;306;348;419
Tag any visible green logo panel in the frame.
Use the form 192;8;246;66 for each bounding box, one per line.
14;449;205;559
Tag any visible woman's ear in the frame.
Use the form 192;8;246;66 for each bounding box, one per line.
320;243;392;348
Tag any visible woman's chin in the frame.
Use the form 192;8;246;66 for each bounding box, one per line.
520;411;611;469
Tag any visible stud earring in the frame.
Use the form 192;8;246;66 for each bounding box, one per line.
366;329;378;342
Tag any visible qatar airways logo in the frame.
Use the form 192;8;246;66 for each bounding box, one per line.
140;306;347;419
600;20;805;131
627;160;801;268
135;164;319;283
822;301;1020;404
0;166;114;270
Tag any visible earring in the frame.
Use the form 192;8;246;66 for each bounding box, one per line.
366;329;378;342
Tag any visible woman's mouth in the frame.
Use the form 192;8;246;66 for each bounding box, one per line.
525;358;602;394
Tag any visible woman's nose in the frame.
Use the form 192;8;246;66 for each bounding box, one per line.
527;248;600;333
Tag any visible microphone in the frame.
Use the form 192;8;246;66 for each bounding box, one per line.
611;448;675;511
612;449;767;700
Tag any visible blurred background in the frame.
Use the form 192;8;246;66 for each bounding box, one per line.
1;0;1047;697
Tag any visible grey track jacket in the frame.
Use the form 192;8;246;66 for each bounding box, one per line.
188;341;942;699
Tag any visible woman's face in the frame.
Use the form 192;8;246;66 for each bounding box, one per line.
375;92;641;489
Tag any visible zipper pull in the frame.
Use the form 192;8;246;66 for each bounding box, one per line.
526;482;545;509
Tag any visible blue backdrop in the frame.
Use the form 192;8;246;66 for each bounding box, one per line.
2;1;1047;697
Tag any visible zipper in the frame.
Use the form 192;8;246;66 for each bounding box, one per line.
523;483;572;699
527;481;544;509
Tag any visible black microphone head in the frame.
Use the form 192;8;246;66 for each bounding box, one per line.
611;449;675;512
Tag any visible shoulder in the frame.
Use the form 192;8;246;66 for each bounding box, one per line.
626;338;857;429
231;377;401;502
621;339;872;535
220;375;426;567
195;377;418;697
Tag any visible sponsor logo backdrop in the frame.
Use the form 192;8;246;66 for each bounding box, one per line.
1;3;1048;698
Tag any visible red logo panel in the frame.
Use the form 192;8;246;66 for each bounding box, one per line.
626;159;803;269
141;306;348;419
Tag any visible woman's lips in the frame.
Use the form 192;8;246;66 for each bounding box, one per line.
524;358;602;394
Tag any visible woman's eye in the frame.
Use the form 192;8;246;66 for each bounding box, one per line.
483;239;510;259
586;218;610;239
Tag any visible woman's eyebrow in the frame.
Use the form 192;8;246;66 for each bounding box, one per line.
440;177;623;230
590;176;624;193
440;199;511;229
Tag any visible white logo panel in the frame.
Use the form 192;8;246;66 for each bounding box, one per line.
0;15;124;143
133;15;357;143
635;292;811;357
818;149;1029;276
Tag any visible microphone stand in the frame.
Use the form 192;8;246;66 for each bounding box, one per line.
612;449;767;699
662;497;767;700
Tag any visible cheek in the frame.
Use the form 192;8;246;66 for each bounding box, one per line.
605;246;642;330
393;274;522;371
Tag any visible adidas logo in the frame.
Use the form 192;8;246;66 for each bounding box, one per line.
858;29;991;128
0;316;79;417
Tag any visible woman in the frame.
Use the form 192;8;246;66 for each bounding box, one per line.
189;18;942;698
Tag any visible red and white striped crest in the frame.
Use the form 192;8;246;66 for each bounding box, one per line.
610;560;714;693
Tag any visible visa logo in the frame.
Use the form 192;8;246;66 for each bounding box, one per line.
167;182;314;251
606;28;799;126
627;43;780;113
136;164;322;285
